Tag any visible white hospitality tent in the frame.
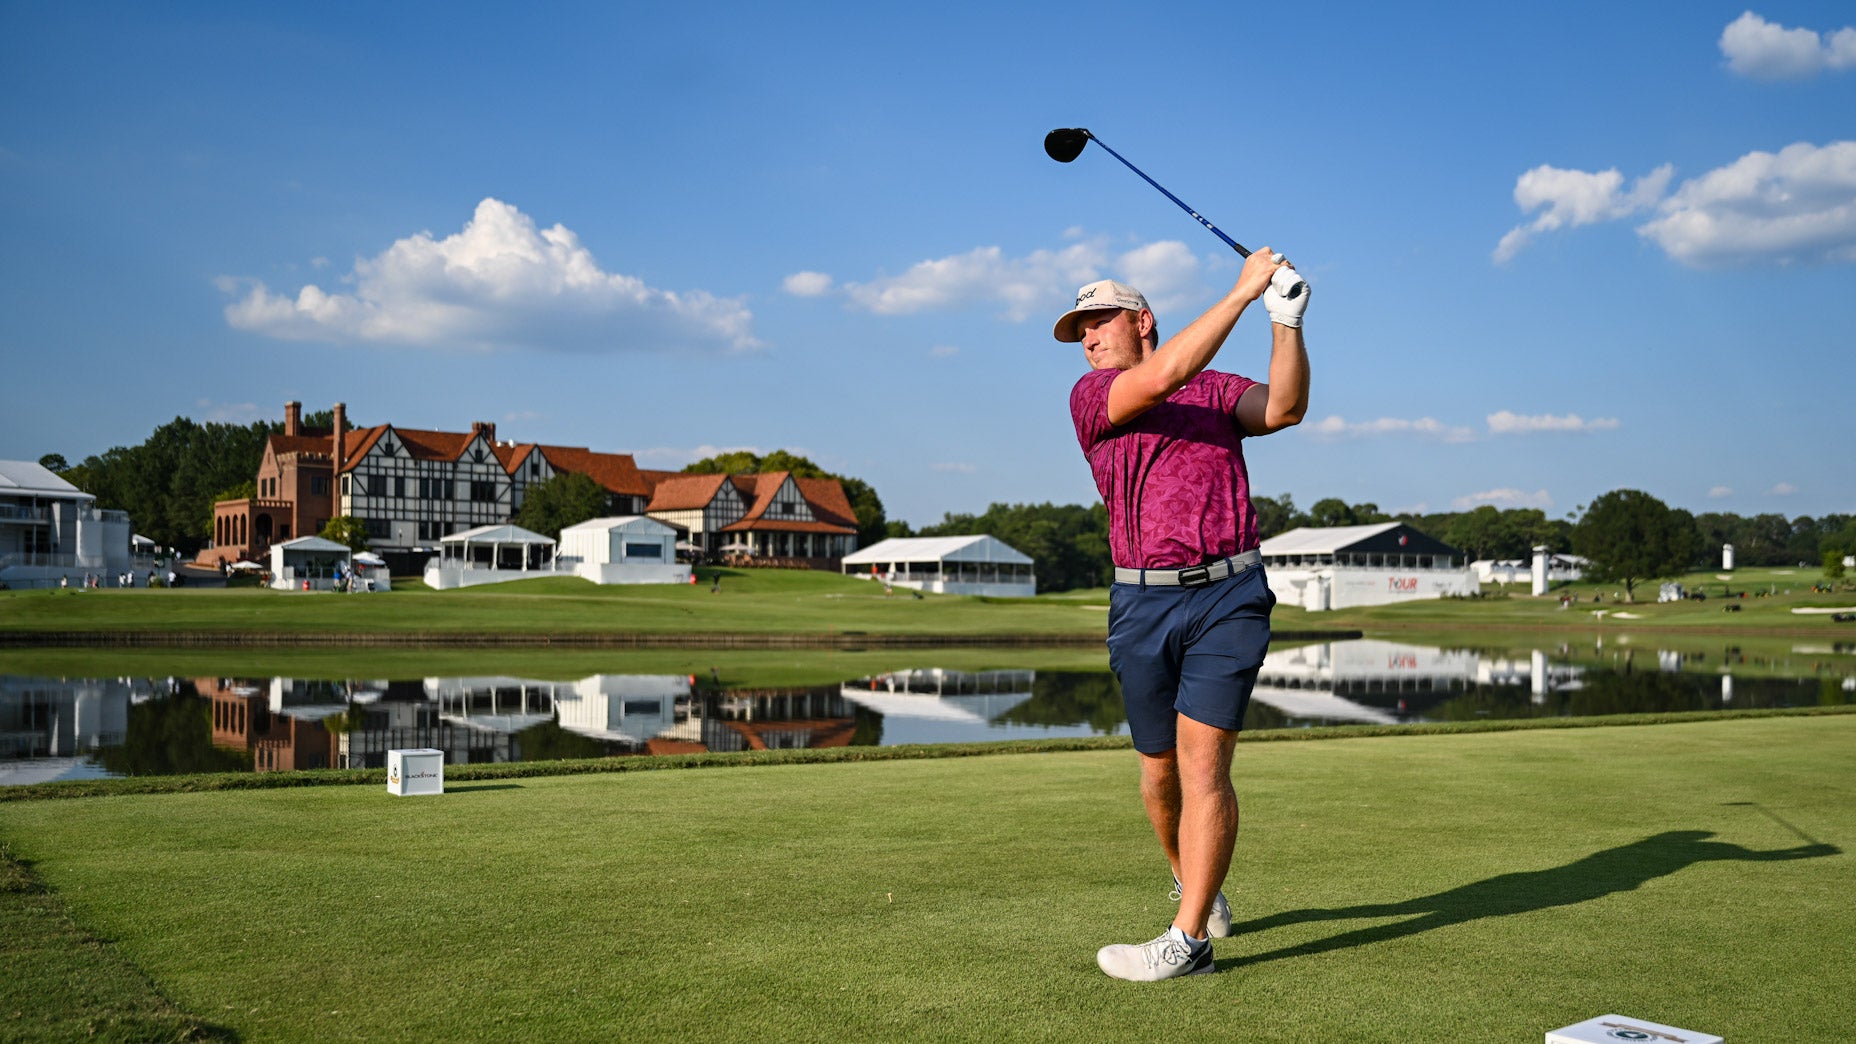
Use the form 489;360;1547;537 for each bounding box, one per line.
423;523;557;590
268;536;353;591
557;516;691;585
841;535;1036;598
1258;522;1476;611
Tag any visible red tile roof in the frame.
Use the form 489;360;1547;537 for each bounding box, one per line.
539;446;650;497
646;473;736;511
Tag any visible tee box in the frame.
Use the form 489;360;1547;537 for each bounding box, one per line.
387;748;445;796
1547;1014;1722;1044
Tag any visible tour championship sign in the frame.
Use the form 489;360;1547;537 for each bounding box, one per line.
1547;1014;1722;1044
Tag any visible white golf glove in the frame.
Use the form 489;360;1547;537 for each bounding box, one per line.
1263;265;1309;328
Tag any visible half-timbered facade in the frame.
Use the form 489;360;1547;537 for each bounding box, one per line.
646;470;858;563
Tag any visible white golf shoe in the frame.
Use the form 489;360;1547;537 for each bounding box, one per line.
1171;877;1234;939
1096;925;1214;981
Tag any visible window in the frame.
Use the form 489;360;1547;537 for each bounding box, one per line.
341;475;351;495
394;477;406;499
310;476;329;496
624;542;663;559
363;517;392;539
470;480;497;503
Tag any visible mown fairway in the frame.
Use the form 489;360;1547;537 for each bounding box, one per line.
3;715;1850;1041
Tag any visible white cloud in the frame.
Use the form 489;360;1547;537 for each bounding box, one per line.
221;198;759;353
1451;488;1554;510
1768;482;1798;495
929;344;960;358
1720;11;1856;79
1709;486;1734;498
1486;410;1621;434
1309;415;1476;442
782;271;833;296
836;236;1204;322
193;398;263;424
1636;141;1856;266
1493;163;1673;262
631;444;761;470
931;462;977;474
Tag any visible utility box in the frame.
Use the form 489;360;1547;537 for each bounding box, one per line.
387;748;444;796
1547;1014;1721;1044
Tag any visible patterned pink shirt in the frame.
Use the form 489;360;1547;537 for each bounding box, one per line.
1071;367;1260;569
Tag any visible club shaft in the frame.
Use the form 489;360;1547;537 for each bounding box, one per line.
1086;133;1250;257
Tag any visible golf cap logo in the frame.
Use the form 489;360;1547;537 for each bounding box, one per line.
1053;279;1151;342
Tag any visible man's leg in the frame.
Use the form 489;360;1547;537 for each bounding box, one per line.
1170;714;1240;939
1137;747;1184;881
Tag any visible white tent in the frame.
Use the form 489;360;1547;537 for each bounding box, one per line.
1259;523;1476;611
557;516;690;585
423;524;557;590
268;536;352;591
841;535;1036;598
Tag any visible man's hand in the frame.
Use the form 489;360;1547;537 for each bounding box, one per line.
1234;246;1286;304
1263;263;1310;328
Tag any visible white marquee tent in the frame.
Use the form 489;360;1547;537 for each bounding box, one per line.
841;535;1035;598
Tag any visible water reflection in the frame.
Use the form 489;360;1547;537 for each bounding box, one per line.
3;637;1851;784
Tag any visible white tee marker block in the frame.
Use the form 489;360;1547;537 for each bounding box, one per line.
1547;1014;1722;1044
387;748;445;796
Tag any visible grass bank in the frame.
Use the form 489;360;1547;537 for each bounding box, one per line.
3;715;1850;1040
5;564;1850;643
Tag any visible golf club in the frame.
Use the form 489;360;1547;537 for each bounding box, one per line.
1044;127;1305;300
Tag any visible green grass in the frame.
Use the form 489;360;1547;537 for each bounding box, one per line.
3;715;1850;1041
8;564;1851;642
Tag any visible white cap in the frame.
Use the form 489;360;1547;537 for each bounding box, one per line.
1052;279;1149;343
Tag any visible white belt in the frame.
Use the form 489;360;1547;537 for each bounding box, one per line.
1114;549;1261;588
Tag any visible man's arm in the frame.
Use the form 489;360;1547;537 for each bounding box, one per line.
1234;321;1309;436
1106;248;1284;427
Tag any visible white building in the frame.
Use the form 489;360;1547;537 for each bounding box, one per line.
841;535;1037;598
557;516;691;585
1474;554;1586;585
0;460;136;588
1259;522;1477;611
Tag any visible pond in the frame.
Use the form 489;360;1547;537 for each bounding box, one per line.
4;635;1851;785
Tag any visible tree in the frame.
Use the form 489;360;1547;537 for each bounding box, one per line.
1252;493;1306;540
1445;506;1506;563
511;472;610;539
1824;551;1847;581
1307;497;1357;528
1572;490;1697;602
319;516;371;552
37;453;68;472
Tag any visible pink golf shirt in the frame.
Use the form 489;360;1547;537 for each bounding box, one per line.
1071;367;1260;569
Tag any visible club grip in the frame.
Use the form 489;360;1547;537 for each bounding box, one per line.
1269;265;1306;301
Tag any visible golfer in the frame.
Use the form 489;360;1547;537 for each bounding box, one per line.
1057;248;1309;980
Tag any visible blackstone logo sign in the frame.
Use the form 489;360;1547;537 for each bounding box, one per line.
1602;1023;1687;1042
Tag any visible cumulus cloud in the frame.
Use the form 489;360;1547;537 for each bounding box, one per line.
1709;486;1734;498
1720;11;1856;79
782;271;833;296
834;236;1203;322
221;198;759;353
1768;482;1798;495
1636;141;1856;265
1451;488;1554;511
1493;164;1674;262
1486;410;1621;434
631;444;761;470
1309;416;1477;442
931;462;977;474
1495;141;1856;266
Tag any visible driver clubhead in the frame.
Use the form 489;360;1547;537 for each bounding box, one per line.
1043;128;1091;163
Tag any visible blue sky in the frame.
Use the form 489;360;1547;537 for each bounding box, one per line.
3;1;1852;527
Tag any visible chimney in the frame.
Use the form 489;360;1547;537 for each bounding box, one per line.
472;420;497;443
332;403;347;468
285;401;302;437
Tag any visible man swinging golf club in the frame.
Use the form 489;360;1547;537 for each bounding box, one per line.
1058;247;1310;980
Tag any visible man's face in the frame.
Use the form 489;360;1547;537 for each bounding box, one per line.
1079;308;1148;371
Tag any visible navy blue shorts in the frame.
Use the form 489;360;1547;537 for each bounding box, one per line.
1107;563;1274;754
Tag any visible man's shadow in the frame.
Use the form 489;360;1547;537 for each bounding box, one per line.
1226;830;1838;968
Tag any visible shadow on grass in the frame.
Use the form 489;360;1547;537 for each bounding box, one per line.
1225;830;1839;969
444;783;525;793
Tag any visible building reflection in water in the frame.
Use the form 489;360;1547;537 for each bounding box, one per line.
1253;639;1587;725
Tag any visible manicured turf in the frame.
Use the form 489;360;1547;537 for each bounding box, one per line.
4;564;1851;639
3;715;1850;1041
